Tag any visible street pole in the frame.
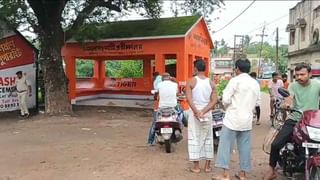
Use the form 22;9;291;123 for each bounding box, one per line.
276;27;279;72
256;25;268;78
233;35;236;66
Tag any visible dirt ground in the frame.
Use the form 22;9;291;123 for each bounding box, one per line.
0;94;283;180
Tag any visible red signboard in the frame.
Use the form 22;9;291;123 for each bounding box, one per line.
0;35;35;70
0;34;37;112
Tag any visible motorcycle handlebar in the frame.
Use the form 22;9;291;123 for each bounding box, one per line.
278;107;303;115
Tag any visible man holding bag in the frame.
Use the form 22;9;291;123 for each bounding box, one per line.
186;59;218;173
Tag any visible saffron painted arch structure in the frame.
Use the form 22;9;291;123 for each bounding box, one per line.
62;15;214;107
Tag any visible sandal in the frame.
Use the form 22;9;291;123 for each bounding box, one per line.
188;168;201;173
211;175;230;180
234;173;246;180
204;167;212;173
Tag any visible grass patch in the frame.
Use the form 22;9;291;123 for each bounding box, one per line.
73;15;201;41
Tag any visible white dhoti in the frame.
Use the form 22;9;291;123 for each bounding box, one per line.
18;91;29;115
188;109;214;161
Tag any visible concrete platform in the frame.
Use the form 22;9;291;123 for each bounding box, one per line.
76;97;154;109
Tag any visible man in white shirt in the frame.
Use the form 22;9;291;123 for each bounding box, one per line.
158;73;178;108
15;71;32;118
147;73;178;145
213;59;260;180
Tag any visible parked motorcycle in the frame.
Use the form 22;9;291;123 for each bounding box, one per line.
154;107;183;153
276;88;320;179
212;109;224;151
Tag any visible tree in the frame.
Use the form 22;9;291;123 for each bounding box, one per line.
243;41;288;74
76;60;94;78
0;0;162;114
106;60;143;78
170;0;224;27
215;38;228;57
243;35;251;47
278;45;288;74
0;0;222;115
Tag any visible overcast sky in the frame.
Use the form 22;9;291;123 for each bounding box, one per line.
206;1;299;46
20;0;300;47
146;1;300;47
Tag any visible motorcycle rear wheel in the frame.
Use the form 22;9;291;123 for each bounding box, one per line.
309;166;320;179
165;140;172;153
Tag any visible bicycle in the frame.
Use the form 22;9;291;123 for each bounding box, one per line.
271;97;286;129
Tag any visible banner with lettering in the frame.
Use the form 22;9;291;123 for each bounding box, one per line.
0;34;36;112
0;35;35;70
0;64;36;112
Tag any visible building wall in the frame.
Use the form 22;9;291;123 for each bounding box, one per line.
288;1;320;81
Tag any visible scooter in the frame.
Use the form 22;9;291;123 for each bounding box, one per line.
154;107;183;153
212;109;224;151
276;88;320;179
212;97;224;151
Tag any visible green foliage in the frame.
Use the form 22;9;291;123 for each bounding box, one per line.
76;60;94;78
244;42;288;74
216;79;229;97
213;38;228;57
106;60;143;78
278;45;289;74
170;0;224;27
260;86;269;93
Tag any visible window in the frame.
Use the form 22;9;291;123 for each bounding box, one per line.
76;59;94;78
290;31;295;45
301;27;306;41
105;60;143;78
314;5;320;19
165;58;176;78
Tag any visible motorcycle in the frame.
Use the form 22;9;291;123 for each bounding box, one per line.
154;107;183;153
212;97;224;151
212;109;224;151
276;88;320;179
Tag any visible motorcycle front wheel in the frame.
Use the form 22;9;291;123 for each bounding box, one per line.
165;140;172;153
309;166;320;179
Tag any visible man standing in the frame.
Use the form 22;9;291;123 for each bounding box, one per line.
15;71;32;118
147;73;178;145
152;71;162;91
186;59;217;173
265;63;320;179
268;72;283;119
282;73;289;89
249;72;262;125
213;59;260;180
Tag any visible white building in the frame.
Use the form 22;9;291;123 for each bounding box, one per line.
287;0;320;80
212;48;234;76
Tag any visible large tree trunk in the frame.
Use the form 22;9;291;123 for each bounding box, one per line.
28;0;72;115
40;45;72;115
39;34;72;115
39;25;72;115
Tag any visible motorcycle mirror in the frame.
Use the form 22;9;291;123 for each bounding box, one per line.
278;87;290;97
151;90;158;95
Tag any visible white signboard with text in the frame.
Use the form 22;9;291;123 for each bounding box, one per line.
0;64;36;112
